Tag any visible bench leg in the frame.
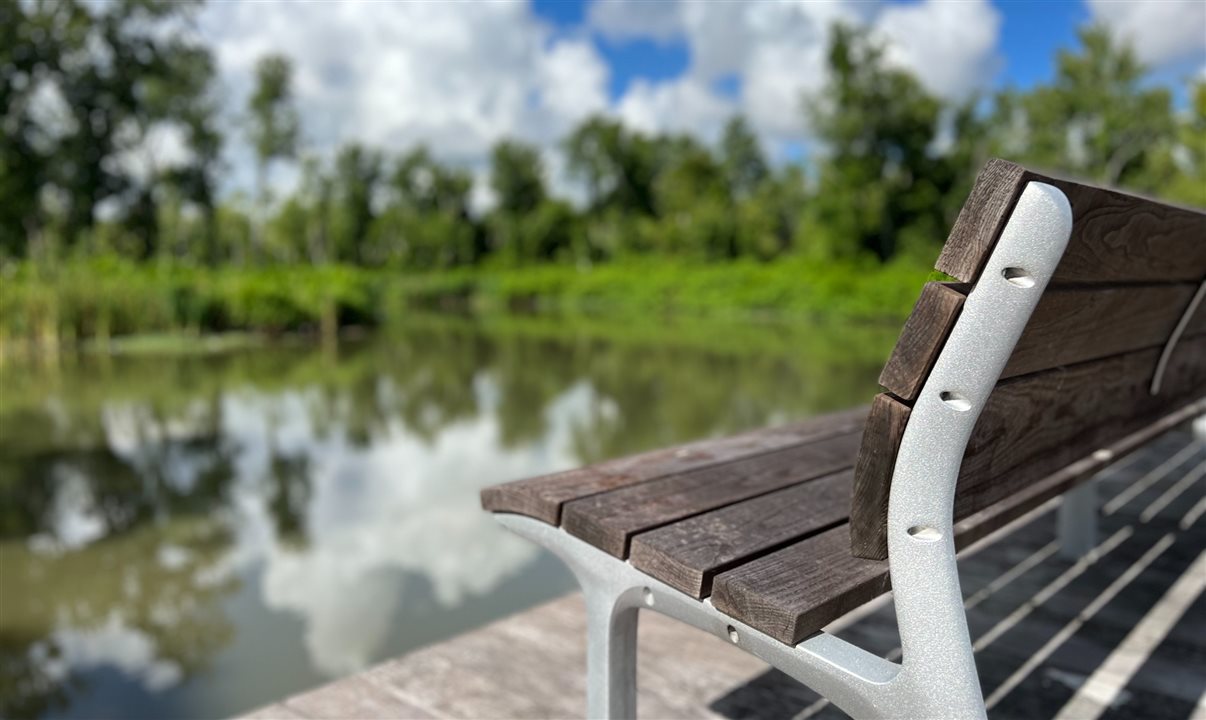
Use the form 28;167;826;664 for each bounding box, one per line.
1058;480;1097;560
584;591;638;720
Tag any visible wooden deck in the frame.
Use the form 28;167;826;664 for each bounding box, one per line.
242;425;1206;720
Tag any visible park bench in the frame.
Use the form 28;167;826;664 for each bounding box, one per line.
480;159;1206;719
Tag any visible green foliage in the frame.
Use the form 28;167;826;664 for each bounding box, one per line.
4;10;1203;351
0;255;933;352
248;54;300;178
804;25;952;262
490;141;547;215
993;25;1175;190
721;116;770;198
1;0;217;260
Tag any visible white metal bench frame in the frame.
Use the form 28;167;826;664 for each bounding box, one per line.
494;181;1075;719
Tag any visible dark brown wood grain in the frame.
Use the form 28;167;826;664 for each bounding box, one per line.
935;158;1030;283
1003;283;1203;379
936;160;1206;284
877;283;966;401
480;406;867;524
628;470;853;598
1043;175;1206;284
848;395;910;559
711;397;1199;646
952;396;1206;551
561;431;863;558
955;336;1206;518
710;525;890;646
878;280;1200;402
852;335;1206;559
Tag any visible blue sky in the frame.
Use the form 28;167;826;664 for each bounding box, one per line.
196;0;1205;200
532;0;1200;101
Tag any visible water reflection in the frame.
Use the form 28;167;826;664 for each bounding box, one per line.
0;313;895;719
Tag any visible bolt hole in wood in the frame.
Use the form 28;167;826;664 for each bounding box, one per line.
642;588;654;607
1002;266;1035;288
726;625;739;644
939;390;972;411
908;525;943;542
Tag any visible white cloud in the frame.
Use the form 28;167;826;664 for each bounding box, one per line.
616;76;735;139
589;0;682;42
34;614;183;692
875;0;1002;99
198;1;609;198
598;0;1001;150
197;0;1005;200
203;377;599;676
1086;0;1206;68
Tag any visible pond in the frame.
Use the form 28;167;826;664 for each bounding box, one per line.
0;312;898;719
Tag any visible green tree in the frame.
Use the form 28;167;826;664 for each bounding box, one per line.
1161;81;1206;206
247;54;300;259
803;25;949;261
490;141;546;215
653;136;734;258
0;0;217;259
331;143;382;264
720;116;769;199
993;25;1174;190
371;147;480;268
564;116;657;216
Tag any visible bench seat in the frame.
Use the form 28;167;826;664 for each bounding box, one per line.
483;407;877;645
482;396;1206;645
480;162;1206;719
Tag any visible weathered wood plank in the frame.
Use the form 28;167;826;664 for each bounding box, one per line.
952;396;1206;551
1003;283;1202;380
628;470;852;598
711;525;890;646
716;413;1205;644
362;594;769;720
955;336;1206;520
848;395;910;559
480;406;867;524
937;160;1206;284
934;158;1029;283
877;282;966;401
285;675;436;719
1044;175;1206;284
562;431;863;558
853;335;1206;558
881;282;1202;400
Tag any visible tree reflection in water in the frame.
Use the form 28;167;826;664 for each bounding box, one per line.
0;313;894;719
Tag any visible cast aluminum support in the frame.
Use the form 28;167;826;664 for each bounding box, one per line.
494;182;1073;719
1057;480;1098;559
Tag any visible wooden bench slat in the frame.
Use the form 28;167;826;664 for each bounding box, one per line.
716;400;1204;645
933;158;1028;286
480;406;866;524
877;283;966;401
952;397;1206;550
711;525;889;646
849;395;911;559
936;160;1206;285
955;336;1206;517
881;281;1204;402
879;281;1203;401
562;431;863;558
628;470;853;598
852;335;1206;558
1003;283;1204;380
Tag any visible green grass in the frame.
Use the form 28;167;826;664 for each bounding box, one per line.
0;256;932;352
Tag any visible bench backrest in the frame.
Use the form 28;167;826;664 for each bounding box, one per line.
850;159;1206;560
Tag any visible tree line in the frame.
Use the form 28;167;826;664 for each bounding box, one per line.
3;1;1204;273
